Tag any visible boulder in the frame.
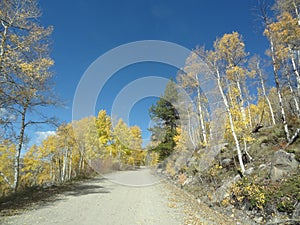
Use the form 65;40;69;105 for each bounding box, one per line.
258;164;266;170
244;167;254;176
187;156;198;167
254;216;264;224
260;142;268;149
221;158;232;168
211;175;241;204
270;150;299;182
293;203;300;219
197;144;225;172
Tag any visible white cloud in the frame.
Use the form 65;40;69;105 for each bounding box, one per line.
0;107;16;121
0;108;8;115
35;131;56;144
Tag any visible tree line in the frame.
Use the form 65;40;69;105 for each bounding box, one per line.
0;109;154;195
0;0;155;195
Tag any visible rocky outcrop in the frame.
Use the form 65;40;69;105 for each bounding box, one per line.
197;144;228;172
211;175;241;204
270;150;299;182
211;167;254;204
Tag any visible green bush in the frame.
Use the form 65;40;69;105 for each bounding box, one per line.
277;197;295;214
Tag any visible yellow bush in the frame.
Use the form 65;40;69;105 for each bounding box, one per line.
231;177;266;210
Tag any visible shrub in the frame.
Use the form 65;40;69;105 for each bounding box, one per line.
231;176;266;210
276;197;294;214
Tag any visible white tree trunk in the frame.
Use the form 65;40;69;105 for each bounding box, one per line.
187;108;197;149
13;104;28;192
68;151;72;180
243;138;252;161
292;0;300;25
0;172;13;188
287;72;300;117
216;68;245;174
236;80;247;122
270;38;290;141
78;146;85;174
196;75;207;145
0;21;8;59
62;149;68;182
257;62;276;125
289;46;300;107
246;99;253;128
50;157;53;184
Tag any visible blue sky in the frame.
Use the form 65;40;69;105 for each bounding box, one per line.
31;0;272;145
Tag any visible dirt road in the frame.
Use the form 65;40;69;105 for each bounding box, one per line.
0;168;241;225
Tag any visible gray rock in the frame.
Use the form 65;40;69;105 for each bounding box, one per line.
156;168;163;174
270;150;299;182
187;156;198;167
293;203;300;219
212;175;241;204
254;216;263;223
174;154;189;172
197;144;226;172
264;202;277;216
221;158;232;167
260;142;268;149
258;164;266;170
244;167;254;175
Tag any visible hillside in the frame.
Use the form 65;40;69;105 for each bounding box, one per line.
157;125;300;224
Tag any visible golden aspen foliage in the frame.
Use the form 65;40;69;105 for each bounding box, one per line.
0;141;16;193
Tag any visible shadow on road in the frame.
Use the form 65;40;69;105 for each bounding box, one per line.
0;176;110;217
65;183;110;196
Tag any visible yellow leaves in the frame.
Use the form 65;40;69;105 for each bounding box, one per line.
214;32;247;65
1;109;145;189
19;62;34;73
221;197;231;206
149;151;159;166
96;110;113;147
173;127;181;145
264;12;300;65
0;141;15;190
21;144;51;186
35;58;54;72
166;160;176;177
17;57;54;86
179;51;206;90
112;118;145;165
173;127;190;153
41;134;58;155
225;66;246;81
127;156;135;166
208;164;223;177
224;85;255;145
231;177;266;210
130;126;143;150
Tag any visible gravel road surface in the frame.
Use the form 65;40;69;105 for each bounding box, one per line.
0;168;242;225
